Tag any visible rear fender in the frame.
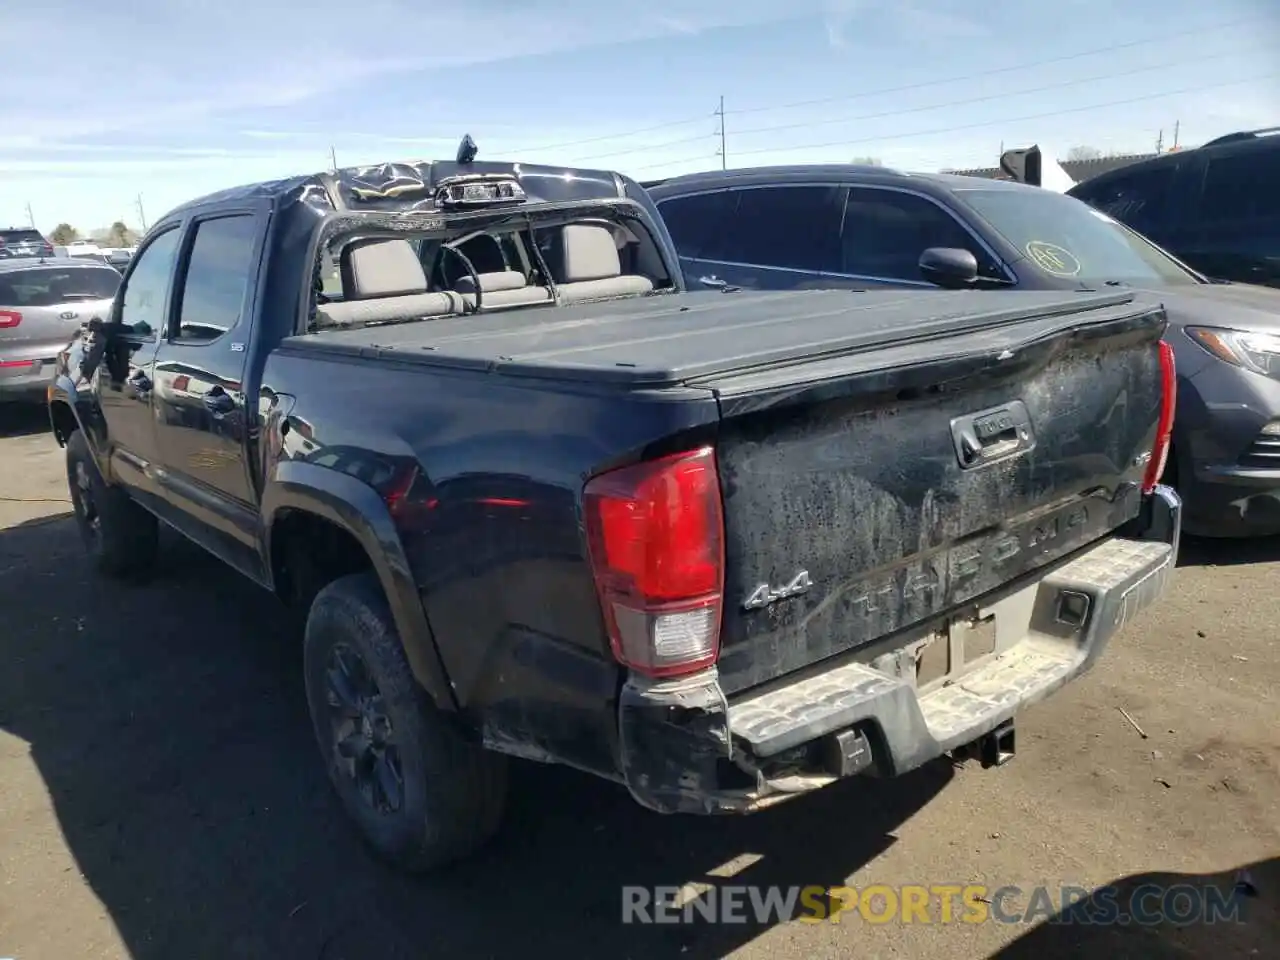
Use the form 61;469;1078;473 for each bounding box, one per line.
261;460;458;712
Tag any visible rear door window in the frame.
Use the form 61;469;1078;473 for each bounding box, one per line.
172;214;259;343
1195;149;1280;223
709;185;846;272
0;266;120;306
657;191;739;260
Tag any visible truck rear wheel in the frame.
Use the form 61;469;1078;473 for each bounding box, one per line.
302;571;508;873
65;429;158;579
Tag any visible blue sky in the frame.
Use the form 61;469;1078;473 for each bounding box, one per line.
2;0;1276;234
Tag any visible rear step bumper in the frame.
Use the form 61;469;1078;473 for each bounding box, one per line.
617;485;1181;815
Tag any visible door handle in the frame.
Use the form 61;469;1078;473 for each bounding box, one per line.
698;275;727;289
203;390;235;414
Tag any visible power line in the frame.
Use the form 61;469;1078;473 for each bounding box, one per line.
724;45;1266;141
721;14;1262;119
505;112;714;156
629;71;1275;174
573;43;1262;166
512;13;1261;158
630;152;719;173
572;129;719;164
727;72;1277;161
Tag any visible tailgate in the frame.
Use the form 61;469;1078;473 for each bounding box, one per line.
704;295;1167;695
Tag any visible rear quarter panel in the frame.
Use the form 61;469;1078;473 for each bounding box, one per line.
259;346;720;774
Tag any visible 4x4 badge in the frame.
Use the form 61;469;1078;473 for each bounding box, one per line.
743;570;812;610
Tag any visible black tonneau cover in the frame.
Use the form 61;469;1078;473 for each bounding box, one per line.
284;288;1153;387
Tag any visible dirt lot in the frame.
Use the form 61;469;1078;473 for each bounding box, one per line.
0;402;1276;960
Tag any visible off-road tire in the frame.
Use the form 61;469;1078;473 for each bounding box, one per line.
65;429;159;579
303;571;508;873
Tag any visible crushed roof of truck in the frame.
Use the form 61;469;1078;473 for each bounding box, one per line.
160;157;638;226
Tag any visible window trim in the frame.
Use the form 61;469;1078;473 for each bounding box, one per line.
656;182;1015;286
166;210;263;348
113;223;184;343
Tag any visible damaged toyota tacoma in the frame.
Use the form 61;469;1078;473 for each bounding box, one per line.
48;141;1181;873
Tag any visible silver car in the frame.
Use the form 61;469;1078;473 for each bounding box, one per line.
0;258;120;400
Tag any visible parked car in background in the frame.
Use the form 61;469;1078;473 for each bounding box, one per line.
63;240;104;258
54;246;114;267
1066;126;1279;289
0;227;55;260
0;258;120;401
644;165;1280;537
102;247;134;272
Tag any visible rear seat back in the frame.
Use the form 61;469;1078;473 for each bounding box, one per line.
544;224;655;302
317;239;459;326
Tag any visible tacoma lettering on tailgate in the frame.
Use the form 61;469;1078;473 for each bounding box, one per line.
845;499;1096;622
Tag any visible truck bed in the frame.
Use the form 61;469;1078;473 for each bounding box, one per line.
285;288;1149;387
285;284;1170;699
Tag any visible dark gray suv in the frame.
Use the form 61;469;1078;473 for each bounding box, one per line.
1067;126;1279;289
645;165;1280;538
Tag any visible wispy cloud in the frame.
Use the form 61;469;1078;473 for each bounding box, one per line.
823;0;987;48
0;1;805;148
822;0;866;47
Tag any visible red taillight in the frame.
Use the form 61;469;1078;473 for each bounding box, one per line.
583;446;725;678
0;310;21;328
1143;340;1177;494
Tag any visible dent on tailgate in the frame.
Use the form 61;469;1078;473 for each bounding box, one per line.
709;316;1164;695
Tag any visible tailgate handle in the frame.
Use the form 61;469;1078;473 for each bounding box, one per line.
951;401;1034;468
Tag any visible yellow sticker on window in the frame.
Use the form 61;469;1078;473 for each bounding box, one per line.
1025;240;1081;277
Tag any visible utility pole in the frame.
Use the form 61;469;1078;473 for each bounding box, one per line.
714;96;727;171
1172;120;1180;150
1155;128;1164;154
135;194;148;233
330;145;338;172
24;202;34;228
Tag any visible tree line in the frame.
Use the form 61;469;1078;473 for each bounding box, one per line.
48;222;139;248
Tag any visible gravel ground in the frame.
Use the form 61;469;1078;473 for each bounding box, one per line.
0;402;1275;960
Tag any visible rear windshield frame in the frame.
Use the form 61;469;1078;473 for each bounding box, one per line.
301;197;678;334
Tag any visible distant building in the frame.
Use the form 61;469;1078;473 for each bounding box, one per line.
944;152;1160;183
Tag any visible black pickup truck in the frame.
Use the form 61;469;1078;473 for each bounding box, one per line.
47;145;1181;873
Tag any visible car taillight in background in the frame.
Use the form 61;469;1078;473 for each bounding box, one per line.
0;310;21;328
1143;340;1176;494
584;446;725;678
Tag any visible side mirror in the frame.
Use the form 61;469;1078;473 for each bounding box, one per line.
919;247;979;289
